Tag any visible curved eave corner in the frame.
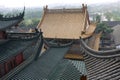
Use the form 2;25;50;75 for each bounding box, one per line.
81;23;97;39
0;19;23;30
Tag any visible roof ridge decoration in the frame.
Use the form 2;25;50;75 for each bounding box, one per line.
44;5;84;13
0;7;25;21
47;8;83;13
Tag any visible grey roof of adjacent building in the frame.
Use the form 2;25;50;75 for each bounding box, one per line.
11;47;87;80
103;21;120;27
83;53;120;80
0;38;37;63
48;59;87;80
0;9;24;30
80;39;120;80
112;25;120;46
0;19;23;30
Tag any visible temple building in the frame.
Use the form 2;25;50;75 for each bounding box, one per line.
1;4;120;80
0;8;43;79
0;9;25;44
38;4;96;39
10;4;92;80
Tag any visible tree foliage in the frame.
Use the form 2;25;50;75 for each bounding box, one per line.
104;12;112;21
20;18;40;28
95;14;101;23
96;23;113;47
96;23;113;35
19;8;42;28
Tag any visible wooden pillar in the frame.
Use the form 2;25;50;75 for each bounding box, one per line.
80;75;87;80
0;31;7;39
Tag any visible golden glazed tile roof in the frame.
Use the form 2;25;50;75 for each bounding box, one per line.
38;5;96;39
39;12;84;39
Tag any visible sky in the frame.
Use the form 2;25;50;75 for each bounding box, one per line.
0;0;119;8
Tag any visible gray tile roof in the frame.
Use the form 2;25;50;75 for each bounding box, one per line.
11;48;69;79
59;61;82;80
0;19;22;30
11;47;87;80
83;54;120;80
0;9;24;30
48;59;86;80
0;38;37;63
103;21;120;27
79;42;120;80
112;25;120;45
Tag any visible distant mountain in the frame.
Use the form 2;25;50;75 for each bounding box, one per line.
0;1;120;20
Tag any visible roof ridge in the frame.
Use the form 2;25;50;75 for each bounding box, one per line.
46;8;83;13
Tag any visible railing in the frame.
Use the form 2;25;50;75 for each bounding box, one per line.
80;38;120;58
7;33;39;40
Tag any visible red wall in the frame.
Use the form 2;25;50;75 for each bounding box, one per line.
0;53;24;78
15;53;24;65
0;31;6;39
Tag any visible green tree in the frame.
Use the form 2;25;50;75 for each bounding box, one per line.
95;14;101;23
104;12;112;21
20;18;40;27
96;23;113;47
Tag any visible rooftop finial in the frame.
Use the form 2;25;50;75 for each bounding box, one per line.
82;4;87;13
85;4;87;9
82;4;85;12
46;5;48;9
44;5;48;12
82;4;85;8
23;6;25;15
